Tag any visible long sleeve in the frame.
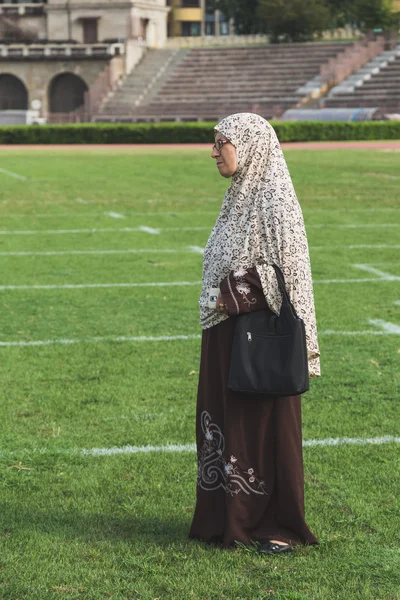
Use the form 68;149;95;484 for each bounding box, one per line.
219;267;269;316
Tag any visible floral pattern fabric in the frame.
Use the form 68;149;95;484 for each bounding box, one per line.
199;113;320;377
198;411;268;497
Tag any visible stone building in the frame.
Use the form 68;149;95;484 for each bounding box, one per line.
0;0;170;119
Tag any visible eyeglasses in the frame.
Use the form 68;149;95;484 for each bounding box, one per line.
212;139;230;153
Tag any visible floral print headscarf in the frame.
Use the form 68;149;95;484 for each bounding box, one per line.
200;112;320;377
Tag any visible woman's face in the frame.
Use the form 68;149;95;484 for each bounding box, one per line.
211;132;238;178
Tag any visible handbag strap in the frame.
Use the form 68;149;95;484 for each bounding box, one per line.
272;264;298;315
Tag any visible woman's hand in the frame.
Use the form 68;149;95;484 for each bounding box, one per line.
216;292;228;314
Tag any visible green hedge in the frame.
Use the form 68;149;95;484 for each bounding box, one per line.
0;121;399;144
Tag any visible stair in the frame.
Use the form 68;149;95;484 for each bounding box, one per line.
99;48;187;115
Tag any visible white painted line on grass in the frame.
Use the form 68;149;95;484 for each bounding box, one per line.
307;223;399;229
310;244;400;250
82;443;197;456
304;208;400;213
0;211;217;219
164;227;209;231
314;277;400;283
138;226;160;234
0;334;202;348
188;246;204;254
0;167;27;181
75;198;88;205
302;435;400;447
1;321;399;348
0;226;208;236
321;320;400;335
0;281;202;291
368;319;400;334
0;276;398;290
0;227;147;236
81;435;400;457
0;249;183;257
353;264;399;280
105;212;125;219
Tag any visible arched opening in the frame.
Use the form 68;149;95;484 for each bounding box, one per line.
0;74;28;110
48;72;88;113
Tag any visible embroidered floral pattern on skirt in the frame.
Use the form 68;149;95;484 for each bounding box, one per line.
197;411;268;497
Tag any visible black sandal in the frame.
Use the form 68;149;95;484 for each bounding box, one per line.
258;541;293;555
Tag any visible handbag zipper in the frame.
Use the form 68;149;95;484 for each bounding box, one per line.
247;332;252;342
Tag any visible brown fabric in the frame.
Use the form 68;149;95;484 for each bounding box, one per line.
219;267;268;316
189;316;317;548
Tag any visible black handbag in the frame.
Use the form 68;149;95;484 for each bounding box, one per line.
228;264;309;397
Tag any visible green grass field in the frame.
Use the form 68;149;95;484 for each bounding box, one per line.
0;147;399;600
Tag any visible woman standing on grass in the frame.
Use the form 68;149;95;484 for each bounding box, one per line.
189;113;320;554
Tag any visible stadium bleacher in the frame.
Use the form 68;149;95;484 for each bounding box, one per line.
324;45;400;115
98;42;354;121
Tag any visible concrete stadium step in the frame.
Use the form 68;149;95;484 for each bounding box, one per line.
95;41;355;121
100;48;187;115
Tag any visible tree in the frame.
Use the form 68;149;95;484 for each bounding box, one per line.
352;0;396;31
324;0;354;28
257;0;331;42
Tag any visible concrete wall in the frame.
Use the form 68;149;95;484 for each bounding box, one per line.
46;0;169;47
0;59;108;113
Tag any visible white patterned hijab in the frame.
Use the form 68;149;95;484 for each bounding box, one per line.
200;112;320;377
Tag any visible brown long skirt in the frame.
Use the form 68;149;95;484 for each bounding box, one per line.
189;317;317;548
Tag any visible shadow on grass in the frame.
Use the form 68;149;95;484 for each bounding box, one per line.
0;502;194;548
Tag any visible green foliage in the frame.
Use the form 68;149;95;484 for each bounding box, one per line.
351;0;397;31
0;121;400;144
210;0;398;37
257;0;331;41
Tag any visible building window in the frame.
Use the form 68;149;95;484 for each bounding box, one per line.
205;21;215;35
181;0;200;6
220;20;229;35
82;19;98;44
182;21;201;36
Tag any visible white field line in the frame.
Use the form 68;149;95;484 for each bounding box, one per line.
0;281;202;291
394;300;400;306
0;226;209;236
75;198;88;205
2;436;400;459
314;277;400;283
0;334;202;348
352;264;398;280
0;246;399;258
1;320;399;348
307;223;399;229
0;211;218;218
187;246;204;254
0;249;184;257
80;435;400;457
304;208;400;213
0;167;27;181
104;212;125;219
0;277;399;290
368;319;400;334
0;224;398;238
138;226;160;234
310;244;400;250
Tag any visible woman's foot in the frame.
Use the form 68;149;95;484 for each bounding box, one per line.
258;540;293;555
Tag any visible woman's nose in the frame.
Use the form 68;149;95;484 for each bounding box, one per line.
211;148;219;159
